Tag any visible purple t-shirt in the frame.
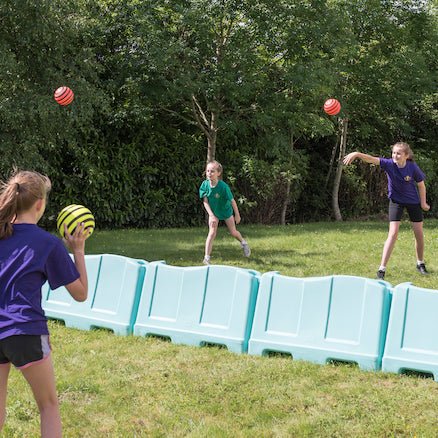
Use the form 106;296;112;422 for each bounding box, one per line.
379;158;425;204
0;224;79;339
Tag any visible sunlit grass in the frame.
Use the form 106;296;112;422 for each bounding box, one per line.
88;219;438;288
7;325;438;437
6;220;438;436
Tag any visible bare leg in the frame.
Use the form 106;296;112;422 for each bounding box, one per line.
21;356;62;438
224;216;243;242
205;218;218;257
411;221;425;261
0;364;11;430
380;221;400;267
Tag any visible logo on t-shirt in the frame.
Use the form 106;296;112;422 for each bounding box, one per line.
215;193;220;199
404;176;412;182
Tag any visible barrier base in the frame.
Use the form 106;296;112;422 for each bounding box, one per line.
249;341;381;371
134;326;246;353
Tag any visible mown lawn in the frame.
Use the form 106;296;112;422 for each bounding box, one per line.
87;219;438;288
6;220;438;437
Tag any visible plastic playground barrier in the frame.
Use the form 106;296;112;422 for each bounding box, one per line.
133;262;260;353
248;272;392;371
382;282;438;381
42;253;147;335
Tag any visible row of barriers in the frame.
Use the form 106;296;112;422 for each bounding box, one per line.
41;254;438;381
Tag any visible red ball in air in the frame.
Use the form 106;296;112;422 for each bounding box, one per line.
54;86;74;106
323;98;341;116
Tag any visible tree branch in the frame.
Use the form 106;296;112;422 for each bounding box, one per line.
191;95;211;137
159;106;198;127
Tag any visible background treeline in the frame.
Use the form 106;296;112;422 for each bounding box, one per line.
0;0;437;229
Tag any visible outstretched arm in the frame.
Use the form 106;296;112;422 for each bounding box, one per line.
343;152;380;166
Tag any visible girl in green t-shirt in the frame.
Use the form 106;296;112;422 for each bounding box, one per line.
199;160;250;265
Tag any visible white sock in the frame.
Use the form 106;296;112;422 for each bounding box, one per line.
241;239;247;245
204;255;210;261
378;266;386;271
417;260;424;265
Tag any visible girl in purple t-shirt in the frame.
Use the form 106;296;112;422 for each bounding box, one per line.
0;170;89;437
343;142;430;280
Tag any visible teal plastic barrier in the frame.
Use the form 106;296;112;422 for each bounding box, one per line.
133;262;260;353
382;283;438;380
42;254;146;335
248;272;392;370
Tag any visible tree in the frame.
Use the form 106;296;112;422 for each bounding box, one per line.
326;0;437;220
143;0;276;162
0;0;109;225
142;0;348;222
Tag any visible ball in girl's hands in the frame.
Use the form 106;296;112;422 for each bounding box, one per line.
57;204;95;239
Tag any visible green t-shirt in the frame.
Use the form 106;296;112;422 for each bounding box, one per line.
199;179;234;220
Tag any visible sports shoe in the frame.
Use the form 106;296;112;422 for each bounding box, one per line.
416;263;428;275
377;269;385;280
241;241;251;257
203;256;210;265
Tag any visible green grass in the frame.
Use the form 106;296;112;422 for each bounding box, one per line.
87;219;438;288
5;220;438;437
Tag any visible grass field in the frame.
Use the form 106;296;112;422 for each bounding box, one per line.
6;220;438;437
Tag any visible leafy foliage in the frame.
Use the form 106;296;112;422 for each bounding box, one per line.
0;0;436;227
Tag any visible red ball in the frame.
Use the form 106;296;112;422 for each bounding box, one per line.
54;86;74;106
323;98;341;116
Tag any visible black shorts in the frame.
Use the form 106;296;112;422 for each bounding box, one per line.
388;199;423;223
0;335;51;369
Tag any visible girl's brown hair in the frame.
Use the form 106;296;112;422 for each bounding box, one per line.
0;170;51;239
392;142;414;160
205;160;223;179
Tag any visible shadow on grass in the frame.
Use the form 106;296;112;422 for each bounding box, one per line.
235;221;392;238
401;369;435;380
327;359;359;369
266;351;293;359
145;334;172;343
200;342;227;350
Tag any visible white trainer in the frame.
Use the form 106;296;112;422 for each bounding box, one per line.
241;242;251;257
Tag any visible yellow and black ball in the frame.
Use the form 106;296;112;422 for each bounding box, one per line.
57;204;95;239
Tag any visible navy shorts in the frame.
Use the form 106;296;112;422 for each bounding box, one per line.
388;199;423;223
0;335;51;369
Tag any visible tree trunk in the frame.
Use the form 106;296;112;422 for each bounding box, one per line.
206;112;217;162
280;179;291;225
191;94;218;162
332;118;348;221
324;135;340;190
279;131;296;225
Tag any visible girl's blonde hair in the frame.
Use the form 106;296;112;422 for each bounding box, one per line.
0;170;51;239
205;160;223;179
392;142;414;160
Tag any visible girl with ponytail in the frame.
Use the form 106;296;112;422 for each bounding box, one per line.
0;169;89;437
